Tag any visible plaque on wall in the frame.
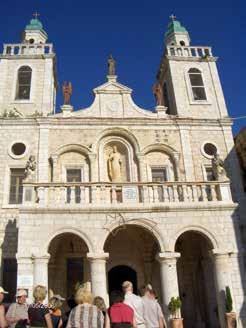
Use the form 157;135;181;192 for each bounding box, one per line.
17;275;33;287
122;186;138;203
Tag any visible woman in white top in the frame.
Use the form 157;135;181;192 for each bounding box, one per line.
141;285;166;328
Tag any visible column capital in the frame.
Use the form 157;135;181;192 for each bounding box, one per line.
212;249;235;259
32;253;50;263
88;153;97;160
16;255;33;264
157;252;181;264
87;252;109;261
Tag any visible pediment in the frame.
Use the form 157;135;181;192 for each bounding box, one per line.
93;78;132;94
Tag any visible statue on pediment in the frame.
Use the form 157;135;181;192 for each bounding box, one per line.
108;55;116;76
153;82;164;106
108;146;122;182
62;81;72;105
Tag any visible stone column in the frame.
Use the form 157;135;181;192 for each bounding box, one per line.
51;155;58;182
136;153;147;182
87;252;109;305
16;255;34;303
88;154;98;182
0;230;5;284
33;254;50;292
179;126;195;181
212;250;234;328
157;252;181;324
38;127;49;182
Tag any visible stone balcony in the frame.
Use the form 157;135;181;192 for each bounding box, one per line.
166;45;213;58
1;43;54;56
22;180;233;209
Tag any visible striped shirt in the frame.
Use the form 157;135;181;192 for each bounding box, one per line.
66;304;104;328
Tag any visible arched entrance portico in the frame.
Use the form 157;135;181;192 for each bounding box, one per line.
175;231;219;328
104;225;161;297
48;232;89;297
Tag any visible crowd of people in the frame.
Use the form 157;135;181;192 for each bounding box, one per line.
0;281;167;328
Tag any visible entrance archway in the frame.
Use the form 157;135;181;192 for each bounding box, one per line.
104;225;161;297
48;233;89;297
108;265;137;294
175;231;219;328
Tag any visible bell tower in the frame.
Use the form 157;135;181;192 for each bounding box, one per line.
0;14;57;117
157;16;229;119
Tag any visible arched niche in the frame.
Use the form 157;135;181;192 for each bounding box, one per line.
51;144;91;182
142;144;180;181
98;136;138;182
145;150;175;181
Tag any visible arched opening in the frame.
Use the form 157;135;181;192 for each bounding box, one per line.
16;66;32;100
108;265;137;294
175;231;219;328
104;225;161;298
48;233;89;298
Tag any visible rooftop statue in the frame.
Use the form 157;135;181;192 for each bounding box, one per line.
62;81;72;105
153;81;164;106
108;55;116;76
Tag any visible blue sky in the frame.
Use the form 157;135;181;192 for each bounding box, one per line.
0;0;244;135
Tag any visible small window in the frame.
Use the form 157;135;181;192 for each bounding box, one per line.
11;142;26;156
67;169;82;203
29;38;35;44
9;168;25;204
188;68;207;101
180;41;185;46
151;167;168;182
203;143;217;158
16;66;32;100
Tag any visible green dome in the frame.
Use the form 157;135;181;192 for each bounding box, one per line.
165;19;188;37
25;18;43;31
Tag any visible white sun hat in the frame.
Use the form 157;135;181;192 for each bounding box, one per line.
0;287;8;294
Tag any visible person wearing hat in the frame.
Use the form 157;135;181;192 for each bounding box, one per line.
6;289;29;328
48;294;65;328
0;287;8;328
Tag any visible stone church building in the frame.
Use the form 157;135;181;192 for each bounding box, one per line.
0;16;245;328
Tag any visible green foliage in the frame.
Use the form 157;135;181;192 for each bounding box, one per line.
168;297;182;318
225;286;233;312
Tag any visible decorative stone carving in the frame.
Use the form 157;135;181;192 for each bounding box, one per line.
2;108;24;118
108;146;122;182
24;155;37;182
212;153;229;181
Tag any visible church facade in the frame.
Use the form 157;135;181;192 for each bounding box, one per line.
0;17;245;328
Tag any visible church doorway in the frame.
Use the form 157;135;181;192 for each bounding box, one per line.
48;233;89;298
108;265;137;294
175;231;219;328
104;224;161;298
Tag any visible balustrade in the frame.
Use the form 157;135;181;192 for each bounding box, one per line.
22;181;232;208
166;45;212;58
2;43;54;56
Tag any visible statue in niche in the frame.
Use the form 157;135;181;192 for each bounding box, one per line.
212;153;229;181
153;81;164;106
108;55;116;76
108;145;122;182
24;155;37;181
62;81;72;105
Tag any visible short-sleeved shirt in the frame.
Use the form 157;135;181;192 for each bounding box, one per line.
124;292;145;325
28;303;50;327
142;297;164;328
66;304;104;328
108;303;134;324
6;302;28;328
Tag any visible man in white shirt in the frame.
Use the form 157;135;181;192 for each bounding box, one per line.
122;281;146;328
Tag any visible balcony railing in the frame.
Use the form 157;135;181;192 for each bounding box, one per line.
166;46;212;58
22;181;232;208
2;43;54;56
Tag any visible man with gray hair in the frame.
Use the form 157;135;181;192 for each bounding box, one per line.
6;289;28;328
122;281;146;328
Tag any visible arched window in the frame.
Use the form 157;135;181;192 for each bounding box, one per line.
16;66;32;100
188;68;207;101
